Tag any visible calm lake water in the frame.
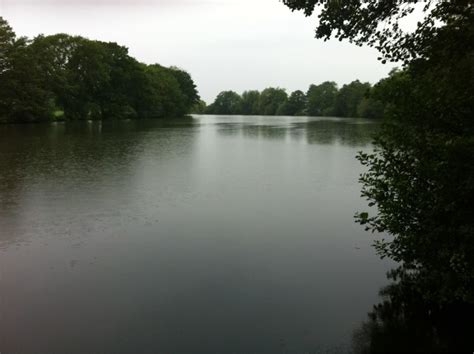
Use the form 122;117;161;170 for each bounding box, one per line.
0;115;391;353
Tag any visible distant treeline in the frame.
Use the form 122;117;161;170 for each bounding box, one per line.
0;17;200;124
198;80;388;118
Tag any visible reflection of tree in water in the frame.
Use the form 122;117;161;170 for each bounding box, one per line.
215;122;245;137
216;118;379;147
353;269;474;353
0;119;196;247
242;124;288;140
303;119;378;147
0;119;196;184
216;122;289;140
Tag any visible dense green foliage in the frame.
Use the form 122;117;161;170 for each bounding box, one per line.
280;90;307;116
283;0;474;308
333;80;371;118
191;99;208;114
306;81;338;116
258;87;289;116
0;18;199;123
205;91;243;115
241;90;261;115
206;81;384;118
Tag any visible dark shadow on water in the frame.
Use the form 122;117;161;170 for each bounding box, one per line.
215;122;288;140
214;117;379;147
352;271;474;353
242;124;288;140
0;118;197;247
301;119;378;147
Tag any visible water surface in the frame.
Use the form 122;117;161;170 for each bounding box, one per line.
0;115;390;353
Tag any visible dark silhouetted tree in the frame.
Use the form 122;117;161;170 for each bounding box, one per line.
258;87;288;116
0;17;200;123
241;90;261;115
306;81;338;116
334;80;371;118
206;91;242;115
283;0;474;304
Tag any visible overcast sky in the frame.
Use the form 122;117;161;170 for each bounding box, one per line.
1;0;398;103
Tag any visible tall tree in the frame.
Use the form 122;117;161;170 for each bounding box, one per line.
258;87;288;116
306;81;338;116
206;91;242;115
191;100;207;114
169;67;200;113
0;17;54;123
333;80;371;118
1;17;200;123
283;1;474;304
0;17;16;75
281;90;307;116
139;64;187;118
29;34;82;116
241;90;261;115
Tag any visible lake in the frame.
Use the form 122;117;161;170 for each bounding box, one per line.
0;115;391;353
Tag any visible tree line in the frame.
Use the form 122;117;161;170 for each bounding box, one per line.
0;17;200;124
199;80;386;118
